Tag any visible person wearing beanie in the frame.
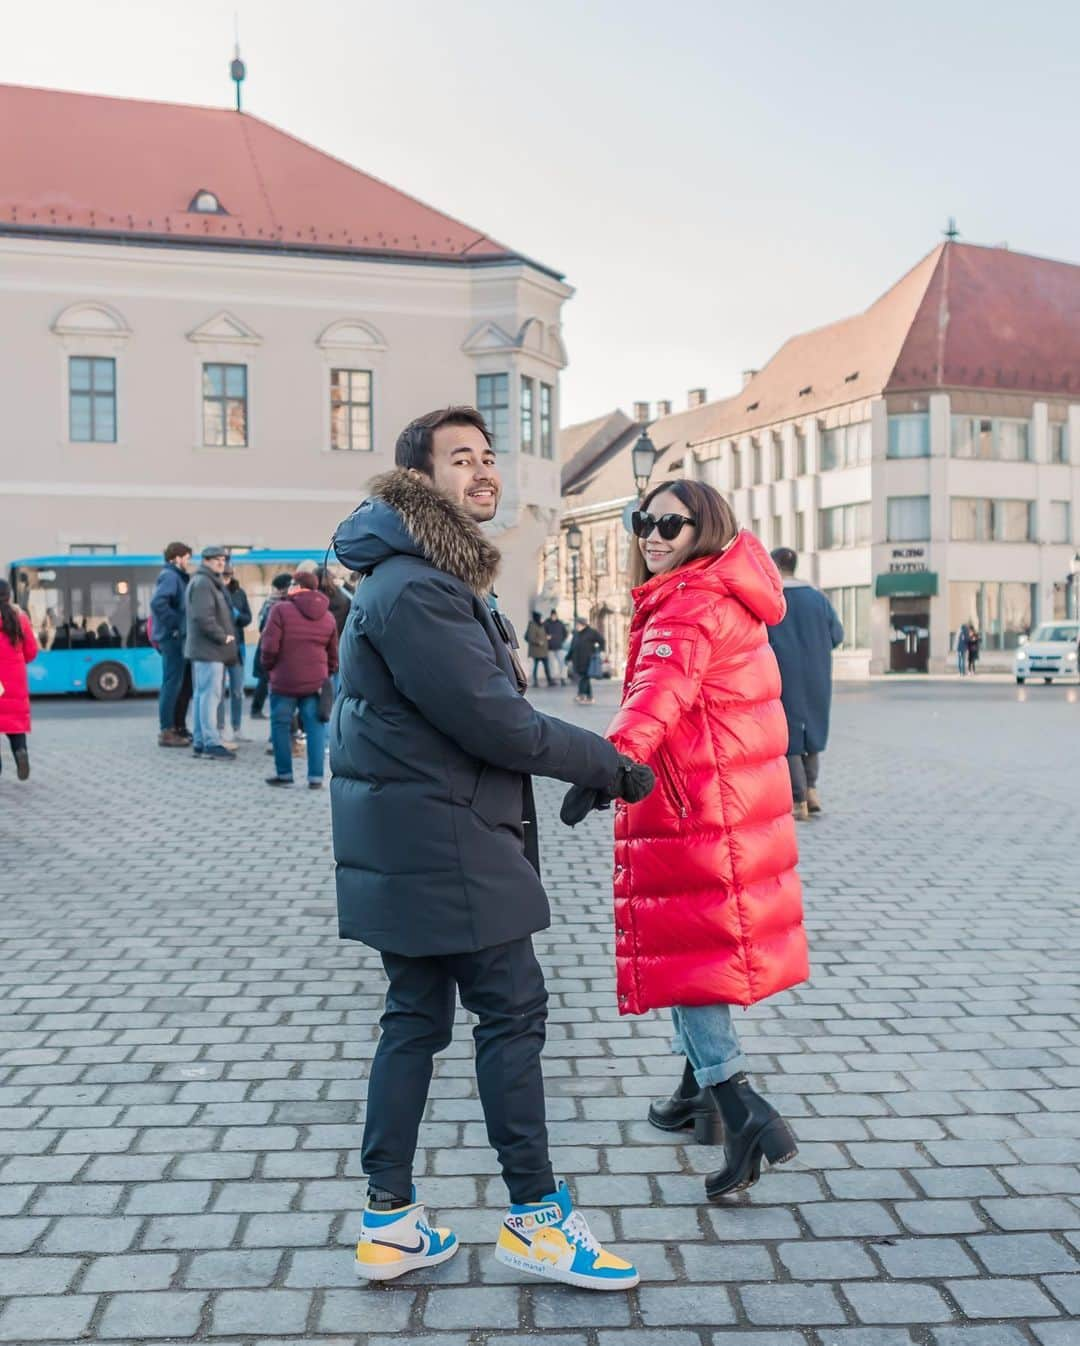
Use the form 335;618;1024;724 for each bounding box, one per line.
259;570;339;787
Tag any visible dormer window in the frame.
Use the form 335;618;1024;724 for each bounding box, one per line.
189;189;226;215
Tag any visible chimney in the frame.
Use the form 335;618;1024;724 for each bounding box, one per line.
741;370;758;389
687;388;707;409
633;401;651;423
656;399;672;418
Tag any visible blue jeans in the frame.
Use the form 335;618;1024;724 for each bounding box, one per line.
671;1004;749;1088
217;658;245;734
191;661;226;751
158;635;185;731
270;692;326;782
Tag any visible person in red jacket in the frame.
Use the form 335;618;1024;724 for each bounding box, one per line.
604;479;809;1202
0;579;39;782
259;571;339;789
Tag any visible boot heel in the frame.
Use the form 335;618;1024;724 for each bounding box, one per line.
758;1118;798;1166
693;1111;725;1146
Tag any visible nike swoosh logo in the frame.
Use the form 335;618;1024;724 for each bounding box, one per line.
371;1236;426;1255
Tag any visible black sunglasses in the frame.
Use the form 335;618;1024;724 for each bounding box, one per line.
631;511;698;541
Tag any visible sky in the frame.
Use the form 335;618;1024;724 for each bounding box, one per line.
6;0;1080;425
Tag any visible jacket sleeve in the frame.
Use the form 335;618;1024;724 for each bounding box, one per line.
150;571;180;638
605;598;718;763
259;606;283;670
825;596;844;649
326;622;339;677
372;576;620;789
235;588;253;631
189;580;229;646
20;613;39;664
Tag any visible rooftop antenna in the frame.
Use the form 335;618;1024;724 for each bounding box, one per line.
944;217;960;242
230;14;246;112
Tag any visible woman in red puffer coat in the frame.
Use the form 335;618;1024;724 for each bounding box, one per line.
0;579;39;782
605;479;808;1202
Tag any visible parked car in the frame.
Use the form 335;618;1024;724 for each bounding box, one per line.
1014;621;1080;684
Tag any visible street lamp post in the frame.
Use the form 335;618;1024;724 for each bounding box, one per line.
632;429;659;496
567;522;582;627
1070;552;1080;621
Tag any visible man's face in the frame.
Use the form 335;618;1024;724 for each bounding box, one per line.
428;424;502;523
174;552;192;573
205;555;227;575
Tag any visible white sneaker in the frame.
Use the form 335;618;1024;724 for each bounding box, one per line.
355;1194;458;1282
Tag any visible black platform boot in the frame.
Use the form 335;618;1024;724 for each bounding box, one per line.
647;1059;725;1145
704;1074;798;1199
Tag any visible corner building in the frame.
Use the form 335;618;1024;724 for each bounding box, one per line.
0;84;569;624
575;242;1080;676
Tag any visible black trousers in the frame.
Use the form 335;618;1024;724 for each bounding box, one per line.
787;751;820;803
0;734;27;772
363;936;554;1206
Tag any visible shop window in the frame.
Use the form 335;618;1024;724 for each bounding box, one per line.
949;580;1034;650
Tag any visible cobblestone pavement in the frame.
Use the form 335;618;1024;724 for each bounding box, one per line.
1;680;1078;1346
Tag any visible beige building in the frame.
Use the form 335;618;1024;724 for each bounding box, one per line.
0;84;569;625
557;241;1080;676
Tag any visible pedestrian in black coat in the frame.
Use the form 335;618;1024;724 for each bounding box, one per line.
329;406;652;1277
767;548;843;820
568;619;604;704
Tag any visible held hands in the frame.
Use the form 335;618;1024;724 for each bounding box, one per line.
560;754;656;828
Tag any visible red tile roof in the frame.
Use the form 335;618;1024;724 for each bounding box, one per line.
0;83;551;272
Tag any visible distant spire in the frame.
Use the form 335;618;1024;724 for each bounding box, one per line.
944;217;959;242
230;15;246;112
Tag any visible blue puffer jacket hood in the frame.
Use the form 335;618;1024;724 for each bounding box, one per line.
333;469;500;595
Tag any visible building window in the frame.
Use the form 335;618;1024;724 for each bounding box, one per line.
540;383;554;459
823;586;871;650
69;356;117;443
68;543;117;555
821;422;871;471
771;436;784;482
329;369;372;451
751;517;762;540
887;496;930;542
617;528;631;575
795;512;806;553
951;416;1030;461
771;514;783;547
795;427;807;477
202;363;248;447
950;581;1034;650
888;413;930;459
752;440;763;485
731;446;742;489
1048;501;1072;545
592;533;609;576
819;502;871;550
520;377;535;454
950;498;1033;543
476;373;510;452
1050;423;1069;463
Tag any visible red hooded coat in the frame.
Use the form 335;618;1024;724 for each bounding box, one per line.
606;532;809;1015
0;611;39;736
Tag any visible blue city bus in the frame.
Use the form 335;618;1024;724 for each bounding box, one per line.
9;551;333;699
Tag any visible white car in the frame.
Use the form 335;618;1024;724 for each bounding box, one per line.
1015;621;1080;684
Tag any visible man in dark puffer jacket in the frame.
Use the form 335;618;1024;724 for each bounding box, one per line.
331;405;652;1290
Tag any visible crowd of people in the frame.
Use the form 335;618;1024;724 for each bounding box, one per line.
149;544;347;787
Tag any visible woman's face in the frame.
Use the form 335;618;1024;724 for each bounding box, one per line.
638;489;699;576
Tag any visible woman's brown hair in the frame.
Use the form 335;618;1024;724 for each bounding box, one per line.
628;479;739;588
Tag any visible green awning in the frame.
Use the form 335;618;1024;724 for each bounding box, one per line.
875;571;939;598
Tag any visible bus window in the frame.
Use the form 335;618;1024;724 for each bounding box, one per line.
13;567;66;651
67;569;136;649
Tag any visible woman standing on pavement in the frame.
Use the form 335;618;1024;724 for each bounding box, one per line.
0;579;39;782
966;626;980;675
603;480;808;1201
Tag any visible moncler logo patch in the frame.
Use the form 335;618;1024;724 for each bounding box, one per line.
655;644;673;658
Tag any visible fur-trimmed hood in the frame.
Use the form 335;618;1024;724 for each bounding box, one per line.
333;469;501;595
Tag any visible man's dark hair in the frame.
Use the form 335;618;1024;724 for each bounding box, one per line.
771;547;797;575
395;406;492;476
271;573;293;592
164;541;191;563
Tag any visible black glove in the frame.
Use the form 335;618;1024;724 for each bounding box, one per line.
560;784;610;828
613;754;655;804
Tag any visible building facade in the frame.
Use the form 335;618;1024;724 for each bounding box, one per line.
0;84;569;626
557;242;1080;675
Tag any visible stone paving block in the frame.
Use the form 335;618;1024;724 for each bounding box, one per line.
843;1280;952;1323
931;1329;1030;1346
637;1285;736;1325
680;1242;776;1281
800;1201;900;1238
208;1288;311;1336
777;1238;877;1279
981;1197;1080;1230
141;1213;240;1250
1033;1325;1080;1345
82;1252;180;1292
740;1281;847;1325
96;1290;207;1339
419;1285;521;1328
318;1287;416;1333
242;1211;336;1246
876;1236;978;1278
0;1255;80;1295
947;1277;1060;1318
0;1293;98;1342
895;1200;987;1234
184;1248;283;1288
531;1286;633;1327
41;1215;140;1252
706;1204;802;1240
968;1232;1079;1274
1040;1274;1080;1313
